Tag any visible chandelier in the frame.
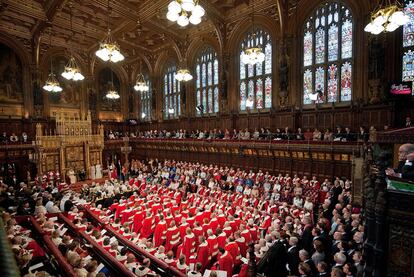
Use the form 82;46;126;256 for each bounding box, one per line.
62;57;85;81
62;3;84;81
106;87;120;99
106;68;120;99
134;73;149;92
96;0;125;63
175;68;193;82
364;1;410;35
241;46;265;66
134;62;149;92
241;1;265;66
43;73;63;92
167;0;205;27
43;27;62;93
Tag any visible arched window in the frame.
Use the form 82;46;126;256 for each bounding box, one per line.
163;63;180;119
140;75;152;121
239;28;272;111
302;1;353;105
195;47;219;115
402;0;414;95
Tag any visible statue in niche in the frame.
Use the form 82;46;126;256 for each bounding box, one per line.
279;46;289;108
221;56;229;100
88;88;97;111
369;37;384;80
0;43;23;103
129;93;134;113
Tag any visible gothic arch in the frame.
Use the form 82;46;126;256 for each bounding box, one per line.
293;0;369;36
186;36;221;67
226;14;280;56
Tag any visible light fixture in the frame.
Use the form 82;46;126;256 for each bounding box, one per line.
61;2;84;81
241;47;265;66
106;68;120;100
43;27;63;93
241;1;265;66
168;108;175;114
134;61;149;92
167;0;205;27
175;68;193;82
43;73;63;92
96;0;125;63
141;112;146;118
364;0;410;35
134;73;149;92
62;57;85;81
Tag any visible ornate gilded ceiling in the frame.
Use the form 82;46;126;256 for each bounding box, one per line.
0;0;300;67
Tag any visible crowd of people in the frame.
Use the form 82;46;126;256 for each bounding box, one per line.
2;158;364;277
107;126;375;143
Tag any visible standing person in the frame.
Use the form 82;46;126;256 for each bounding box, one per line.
258;231;288;277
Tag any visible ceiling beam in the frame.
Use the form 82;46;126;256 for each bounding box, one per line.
31;0;68;39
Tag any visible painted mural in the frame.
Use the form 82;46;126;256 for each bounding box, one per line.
0;43;24;103
97;67;121;112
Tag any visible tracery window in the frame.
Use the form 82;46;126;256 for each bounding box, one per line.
163;63;180;119
303;1;353;104
239;28;272;111
402;0;414;95
140;75;151;121
195;47;219;115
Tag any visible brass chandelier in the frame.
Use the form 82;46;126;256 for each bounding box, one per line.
96;0;125;63
61;2;84;81
364;0;410;35
43;27;62;93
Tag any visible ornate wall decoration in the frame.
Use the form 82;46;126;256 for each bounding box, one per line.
0;43;24;104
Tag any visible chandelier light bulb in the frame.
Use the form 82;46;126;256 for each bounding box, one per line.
189;14;201;25
167;11;180;22
181;0;195;12
371;24;385;35
168;1;181;14
177;14;189;27
168;108;175;114
373;15;386;26
141;112;146;118
390;10;410;25
386;22;400;32
192;5;205;17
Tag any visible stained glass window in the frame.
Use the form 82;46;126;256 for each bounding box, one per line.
402;0;414;94
140;74;152;121
163;63;180;119
302;1;353;104
239;28;272;111
195;46;219;115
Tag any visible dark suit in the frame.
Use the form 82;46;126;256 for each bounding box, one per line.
258;240;288;277
401;162;414;180
287;245;300;276
301;225;313;253
305;259;318;276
